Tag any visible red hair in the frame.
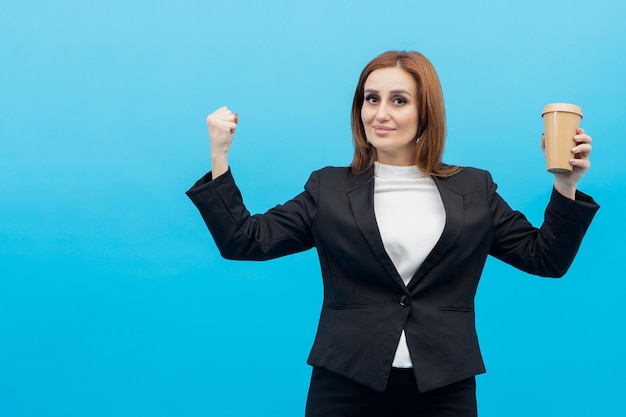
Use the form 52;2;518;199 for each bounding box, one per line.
350;51;459;177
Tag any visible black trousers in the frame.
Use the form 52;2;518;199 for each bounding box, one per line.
305;367;477;417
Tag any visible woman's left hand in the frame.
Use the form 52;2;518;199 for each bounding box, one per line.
541;127;592;199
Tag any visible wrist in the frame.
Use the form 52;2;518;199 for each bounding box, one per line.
554;180;576;200
211;152;229;179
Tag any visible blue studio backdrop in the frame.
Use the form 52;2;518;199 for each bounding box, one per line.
1;0;624;416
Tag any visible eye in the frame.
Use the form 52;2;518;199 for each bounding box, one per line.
392;96;407;105
364;94;378;104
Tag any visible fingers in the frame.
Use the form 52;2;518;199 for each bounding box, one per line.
574;128;591;145
230;113;239;133
572;143;592;158
569;127;592;173
206;106;240;156
207;106;239;135
569;156;591;172
207;107;238;125
572;128;592;159
541;128;592;160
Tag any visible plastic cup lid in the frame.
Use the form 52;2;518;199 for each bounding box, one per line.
542;103;583;118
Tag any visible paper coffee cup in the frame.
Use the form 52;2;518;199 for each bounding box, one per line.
542;103;583;173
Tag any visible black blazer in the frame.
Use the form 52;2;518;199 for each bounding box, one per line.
186;166;599;392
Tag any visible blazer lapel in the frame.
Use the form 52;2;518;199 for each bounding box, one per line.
407;175;464;291
347;168;408;291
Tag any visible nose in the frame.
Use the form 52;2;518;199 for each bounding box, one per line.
375;102;390;121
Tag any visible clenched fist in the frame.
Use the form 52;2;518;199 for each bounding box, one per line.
206;106;238;178
207;106;239;154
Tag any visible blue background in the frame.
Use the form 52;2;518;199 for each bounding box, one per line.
1;0;624;415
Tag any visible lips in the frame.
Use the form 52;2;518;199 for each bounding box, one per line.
373;125;395;135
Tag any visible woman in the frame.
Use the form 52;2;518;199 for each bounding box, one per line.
186;51;599;416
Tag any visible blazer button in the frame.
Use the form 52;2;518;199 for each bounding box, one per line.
399;295;410;307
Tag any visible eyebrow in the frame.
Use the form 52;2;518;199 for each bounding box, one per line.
364;88;412;96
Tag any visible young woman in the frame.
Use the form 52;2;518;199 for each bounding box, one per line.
186;51;599;416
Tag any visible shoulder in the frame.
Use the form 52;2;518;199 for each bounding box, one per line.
434;166;494;194
306;166;371;192
314;166;353;180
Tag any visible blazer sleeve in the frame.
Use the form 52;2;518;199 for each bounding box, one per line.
488;172;599;277
185;168;318;261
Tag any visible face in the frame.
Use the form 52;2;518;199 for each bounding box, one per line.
361;66;419;165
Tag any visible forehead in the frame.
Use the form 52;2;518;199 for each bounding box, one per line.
364;67;416;92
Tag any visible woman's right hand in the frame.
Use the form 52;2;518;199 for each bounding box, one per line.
207;106;239;154
206;106;238;178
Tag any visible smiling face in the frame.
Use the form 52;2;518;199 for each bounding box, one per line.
361;66;419;166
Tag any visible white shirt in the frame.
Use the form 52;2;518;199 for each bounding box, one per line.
373;162;446;367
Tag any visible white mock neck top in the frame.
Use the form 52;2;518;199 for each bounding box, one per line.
373;161;446;367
